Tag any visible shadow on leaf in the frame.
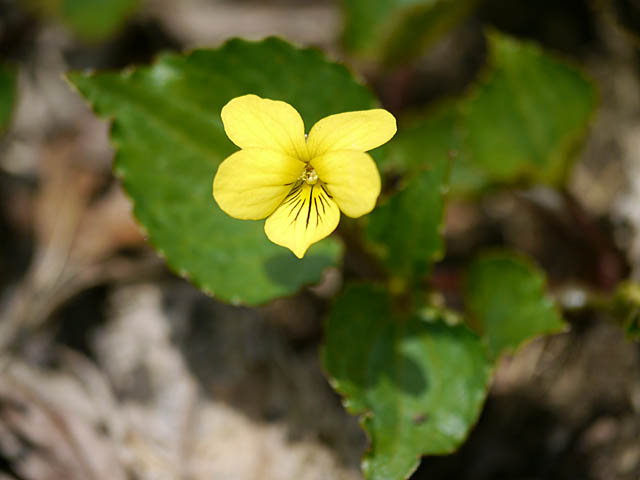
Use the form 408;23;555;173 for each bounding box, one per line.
263;251;335;290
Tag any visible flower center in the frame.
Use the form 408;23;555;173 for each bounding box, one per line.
300;164;318;185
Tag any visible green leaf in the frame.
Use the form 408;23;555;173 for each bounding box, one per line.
456;30;598;191
0;65;17;134
365;156;449;283
342;0;478;64
323;284;491;480
383;30;597;196
464;251;566;358
68;37;380;305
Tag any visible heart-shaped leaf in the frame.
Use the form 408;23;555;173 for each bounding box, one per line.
68;37;382;304
381;31;598;196
454;30;598;192
323;284;491;480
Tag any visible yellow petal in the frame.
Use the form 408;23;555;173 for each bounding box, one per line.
306;109;397;157
221;94;308;160
213;148;305;220
311;151;381;218
264;182;340;258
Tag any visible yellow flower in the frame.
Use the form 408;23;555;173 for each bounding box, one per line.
213;94;397;258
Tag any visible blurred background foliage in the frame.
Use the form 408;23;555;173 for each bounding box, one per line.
1;0;640;479
26;0;140;41
0;64;15;132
